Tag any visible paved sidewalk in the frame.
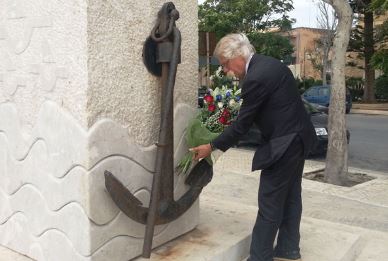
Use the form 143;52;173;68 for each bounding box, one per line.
351;103;388;116
213;149;388;261
139;149;388;261
351;109;388;116
352;103;388;111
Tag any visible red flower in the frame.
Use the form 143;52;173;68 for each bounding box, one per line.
221;108;230;117
218;116;229;125
208;104;216;112
204;95;214;103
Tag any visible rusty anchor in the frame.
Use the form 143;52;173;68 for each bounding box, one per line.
104;2;213;258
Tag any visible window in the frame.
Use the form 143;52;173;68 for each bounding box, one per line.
319;87;329;96
306;87;318;96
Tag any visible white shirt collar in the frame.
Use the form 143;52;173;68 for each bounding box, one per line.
245;54;254;74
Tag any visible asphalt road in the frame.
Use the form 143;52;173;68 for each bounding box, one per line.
346;113;388;173
238;113;388;174
310;113;388;173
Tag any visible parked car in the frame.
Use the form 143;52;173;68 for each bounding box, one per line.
302;85;352;114
237;99;350;156
308;101;329;114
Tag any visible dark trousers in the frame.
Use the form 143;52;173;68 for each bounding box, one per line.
249;136;305;261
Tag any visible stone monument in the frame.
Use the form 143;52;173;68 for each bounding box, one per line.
0;0;199;260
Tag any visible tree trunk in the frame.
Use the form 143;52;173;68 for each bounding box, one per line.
362;8;376;102
323;0;352;185
322;46;329;85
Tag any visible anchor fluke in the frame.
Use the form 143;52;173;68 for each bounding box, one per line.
104;159;213;225
185;159;213;187
104;170;148;223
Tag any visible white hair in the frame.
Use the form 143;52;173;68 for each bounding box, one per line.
213;33;255;61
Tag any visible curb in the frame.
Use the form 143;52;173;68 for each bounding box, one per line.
350;109;388;116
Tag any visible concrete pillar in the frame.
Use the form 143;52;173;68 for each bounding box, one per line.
0;0;198;260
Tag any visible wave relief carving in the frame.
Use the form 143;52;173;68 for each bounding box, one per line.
0;101;198;260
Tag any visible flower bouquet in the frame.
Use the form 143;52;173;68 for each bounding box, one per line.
177;69;242;174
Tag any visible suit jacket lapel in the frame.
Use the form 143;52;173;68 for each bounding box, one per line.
247;54;259;73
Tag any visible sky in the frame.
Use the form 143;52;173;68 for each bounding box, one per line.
290;0;321;28
197;0;325;29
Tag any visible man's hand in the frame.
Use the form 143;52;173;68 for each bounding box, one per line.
190;144;212;161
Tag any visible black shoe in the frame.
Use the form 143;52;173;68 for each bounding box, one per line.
273;250;301;261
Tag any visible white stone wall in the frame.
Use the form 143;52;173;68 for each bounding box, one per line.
0;0;199;260
0;0;88;131
87;0;198;146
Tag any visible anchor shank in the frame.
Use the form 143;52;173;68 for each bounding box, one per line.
143;61;173;259
143;9;180;258
159;27;181;204
159;62;174;202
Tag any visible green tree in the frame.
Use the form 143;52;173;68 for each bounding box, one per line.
371;0;388;10
371;0;388;74
375;74;388;99
198;0;295;61
371;0;388;101
199;0;294;38
372;49;388;74
348;0;387;102
246;32;294;60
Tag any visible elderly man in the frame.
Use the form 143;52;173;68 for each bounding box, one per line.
191;34;317;261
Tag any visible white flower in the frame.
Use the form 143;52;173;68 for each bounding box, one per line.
216;66;223;76
229;99;236;106
213;87;220;96
217;102;224;108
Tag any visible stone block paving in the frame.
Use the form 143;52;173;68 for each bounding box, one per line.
212;148;388;261
134;145;388;261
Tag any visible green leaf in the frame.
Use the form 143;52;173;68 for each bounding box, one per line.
199;0;295;40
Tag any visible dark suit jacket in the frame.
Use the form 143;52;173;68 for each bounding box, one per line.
212;54;318;171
